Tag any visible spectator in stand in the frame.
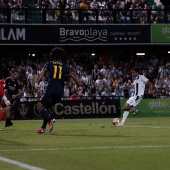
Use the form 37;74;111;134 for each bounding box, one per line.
92;64;100;81
72;61;80;75
37;64;43;75
71;0;80;20
85;89;93;100
149;54;160;71
159;88;167;98
111;65;119;78
27;69;38;91
28;90;36;102
95;74;104;89
18;64;27;86
138;0;148;9
26;66;33;79
77;86;85;99
158;63;169;78
90;0;100;19
150;4;160;23
93;89;101;100
119;3;131;23
65;59;73;70
116;77;124;96
112;74;119;89
63;84;70;100
77;66;84;79
81;71;89;84
70;89;79;100
127;79;134;96
26;80;32;91
100;65;109;78
103;74;112;87
122;82;129;98
101;86;112;98
145;66;157;83
39;76;48;93
164;75;170;89
79;0;89;21
159;5;165;23
106;0;114;20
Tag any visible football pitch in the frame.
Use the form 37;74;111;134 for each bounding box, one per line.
0;117;170;170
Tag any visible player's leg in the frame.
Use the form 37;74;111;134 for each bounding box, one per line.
117;96;136;126
130;96;142;116
36;93;53;133
0;96;12;127
118;103;131;125
4;105;13;127
0;106;4;122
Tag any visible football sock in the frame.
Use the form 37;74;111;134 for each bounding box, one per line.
5;117;11;124
121;111;129;124
42;119;48;129
40;108;51;122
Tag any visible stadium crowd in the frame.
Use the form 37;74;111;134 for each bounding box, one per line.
0;51;170;101
0;0;168;24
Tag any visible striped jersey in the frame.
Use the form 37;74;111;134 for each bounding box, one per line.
133;75;148;96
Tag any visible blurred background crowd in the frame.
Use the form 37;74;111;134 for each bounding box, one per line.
0;0;169;24
0;51;170;101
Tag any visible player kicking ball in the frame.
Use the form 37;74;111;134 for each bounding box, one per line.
35;47;81;133
117;67;155;126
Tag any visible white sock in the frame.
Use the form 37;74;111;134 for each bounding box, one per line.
121;111;129;124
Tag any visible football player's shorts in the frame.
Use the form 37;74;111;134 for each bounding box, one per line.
126;95;143;107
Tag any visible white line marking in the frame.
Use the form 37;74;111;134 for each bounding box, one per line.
0;145;170;152
0;156;45;170
125;125;170;129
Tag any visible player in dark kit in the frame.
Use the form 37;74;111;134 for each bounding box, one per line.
35;47;81;133
4;70;22;127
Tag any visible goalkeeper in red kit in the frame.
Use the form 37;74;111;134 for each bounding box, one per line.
0;74;12;127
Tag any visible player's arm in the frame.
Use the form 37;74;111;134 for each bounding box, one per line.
69;72;81;89
12;80;22;99
35;68;47;89
0;87;11;106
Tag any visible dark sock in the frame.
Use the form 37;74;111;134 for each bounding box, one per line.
6;118;11;124
42;119;48;129
39;108;51;128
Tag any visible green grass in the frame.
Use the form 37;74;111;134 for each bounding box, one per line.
0;117;170;170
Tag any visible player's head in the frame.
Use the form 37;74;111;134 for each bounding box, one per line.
131;67;140;77
12;69;19;80
50;47;65;60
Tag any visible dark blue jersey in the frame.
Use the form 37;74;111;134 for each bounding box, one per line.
44;60;70;95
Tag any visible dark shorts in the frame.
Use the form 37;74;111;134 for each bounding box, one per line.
40;93;61;106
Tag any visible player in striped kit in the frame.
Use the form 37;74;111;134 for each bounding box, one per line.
117;67;155;126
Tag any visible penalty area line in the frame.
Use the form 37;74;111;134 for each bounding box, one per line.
0;156;45;170
0;145;170;152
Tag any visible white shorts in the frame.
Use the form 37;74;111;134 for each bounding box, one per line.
126;96;143;107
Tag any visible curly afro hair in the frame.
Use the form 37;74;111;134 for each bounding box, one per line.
50;47;65;60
